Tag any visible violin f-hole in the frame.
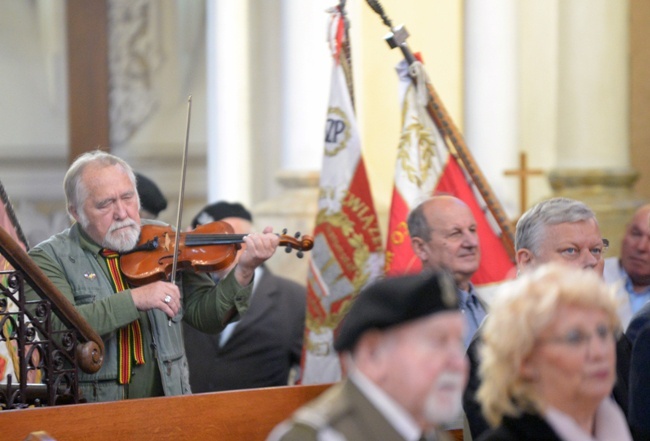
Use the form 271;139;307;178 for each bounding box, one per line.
158;254;176;266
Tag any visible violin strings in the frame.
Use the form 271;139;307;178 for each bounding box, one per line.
184;234;247;246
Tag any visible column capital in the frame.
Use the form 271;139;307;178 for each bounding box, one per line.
548;168;639;193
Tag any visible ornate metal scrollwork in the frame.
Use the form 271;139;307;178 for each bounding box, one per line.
0;269;83;409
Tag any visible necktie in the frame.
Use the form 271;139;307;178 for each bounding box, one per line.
465;294;485;328
463;293;486;347
101;249;145;384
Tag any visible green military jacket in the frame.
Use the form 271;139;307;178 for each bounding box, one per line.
269;379;453;441
26;221;252;402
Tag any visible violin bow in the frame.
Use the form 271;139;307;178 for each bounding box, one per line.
171;95;192;285
168;95;192;325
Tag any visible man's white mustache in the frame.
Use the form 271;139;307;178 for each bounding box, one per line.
435;371;465;391
108;219;138;233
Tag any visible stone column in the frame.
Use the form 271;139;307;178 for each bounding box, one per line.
278;0;330;172
551;0;641;256
205;0;251;205
253;0;331;286
464;0;520;218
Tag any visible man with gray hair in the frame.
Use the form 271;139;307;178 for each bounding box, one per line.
463;197;625;440
514;197;607;273
25;150;280;402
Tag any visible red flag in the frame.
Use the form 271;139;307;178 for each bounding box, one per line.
385;59;514;285
301;8;384;384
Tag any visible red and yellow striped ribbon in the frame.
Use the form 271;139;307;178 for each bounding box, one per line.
101;250;145;384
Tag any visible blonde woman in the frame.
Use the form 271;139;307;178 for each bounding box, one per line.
477;263;631;441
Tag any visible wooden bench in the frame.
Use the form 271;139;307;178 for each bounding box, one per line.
0;384;330;441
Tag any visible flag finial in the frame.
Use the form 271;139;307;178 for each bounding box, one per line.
365;0;393;29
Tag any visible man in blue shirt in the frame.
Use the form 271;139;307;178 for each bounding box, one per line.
408;195;486;349
603;204;650;330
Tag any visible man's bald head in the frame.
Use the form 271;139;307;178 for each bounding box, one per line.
408;196;481;290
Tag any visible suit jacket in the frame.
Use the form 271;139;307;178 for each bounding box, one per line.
603;257;635;330
268;379;453;441
184;267;305;392
628;319;650;440
463;330;491;440
626;301;650;345
476;413;562;441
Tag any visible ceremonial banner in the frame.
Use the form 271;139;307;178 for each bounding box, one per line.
384;59;514;285
301;8;384;384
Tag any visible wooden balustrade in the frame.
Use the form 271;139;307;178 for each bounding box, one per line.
1;384;330;441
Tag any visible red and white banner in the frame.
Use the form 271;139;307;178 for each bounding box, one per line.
384;59;513;285
301;8;384;384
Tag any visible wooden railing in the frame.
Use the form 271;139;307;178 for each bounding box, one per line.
0;225;104;407
0;384;330;441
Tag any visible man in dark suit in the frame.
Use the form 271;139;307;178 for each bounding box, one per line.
183;201;306;392
628;315;650;440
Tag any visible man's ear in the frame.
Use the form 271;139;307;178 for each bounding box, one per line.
355;331;384;361
355;330;390;381
69;205;80;223
516;248;534;271
411;237;428;260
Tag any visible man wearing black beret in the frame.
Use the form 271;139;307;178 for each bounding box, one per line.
268;272;468;441
134;172;167;219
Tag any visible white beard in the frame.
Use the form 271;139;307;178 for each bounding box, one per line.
424;371;465;426
102;219;141;252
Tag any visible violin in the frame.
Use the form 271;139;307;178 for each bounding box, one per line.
119;221;314;286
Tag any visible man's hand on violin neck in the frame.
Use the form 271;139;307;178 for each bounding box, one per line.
234;226;280;286
131;281;181;318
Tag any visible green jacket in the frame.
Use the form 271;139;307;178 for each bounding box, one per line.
26;221;252;402
268;379;453;441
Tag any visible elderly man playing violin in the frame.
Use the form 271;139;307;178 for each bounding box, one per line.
25;150;280;403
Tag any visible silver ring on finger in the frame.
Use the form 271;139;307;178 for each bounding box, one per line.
164;295;172;304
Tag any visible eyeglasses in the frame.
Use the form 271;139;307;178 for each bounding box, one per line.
540;323;615;348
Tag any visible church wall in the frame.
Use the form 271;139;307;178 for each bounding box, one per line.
0;1;69;246
0;0;643;267
355;0;464;224
519;0;558;210
109;1;209;230
630;0;650;202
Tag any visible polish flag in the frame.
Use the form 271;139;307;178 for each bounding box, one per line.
384;59;514;286
300;8;384;384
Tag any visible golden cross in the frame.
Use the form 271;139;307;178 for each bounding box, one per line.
504;152;544;215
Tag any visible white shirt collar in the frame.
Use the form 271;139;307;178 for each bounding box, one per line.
252;265;263;294
545;398;632;441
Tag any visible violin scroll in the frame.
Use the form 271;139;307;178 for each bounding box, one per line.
278;229;313;258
